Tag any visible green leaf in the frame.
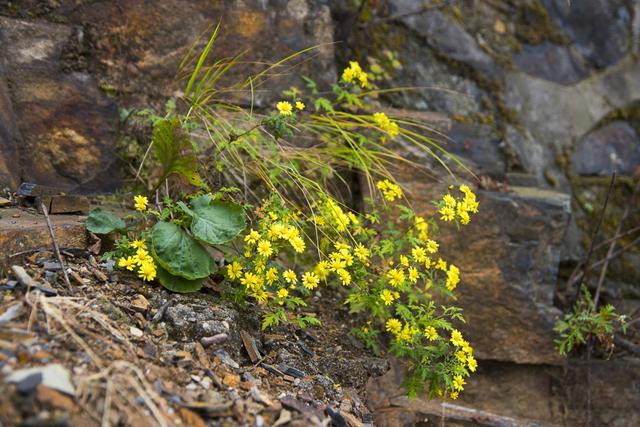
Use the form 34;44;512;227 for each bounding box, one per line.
152;118;199;187
187;195;245;245
85;208;126;234
151;221;213;280
156;264;206;293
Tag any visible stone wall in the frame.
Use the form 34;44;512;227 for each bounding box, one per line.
1;1;639;424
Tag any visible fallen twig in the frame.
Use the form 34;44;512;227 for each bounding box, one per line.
41;203;71;287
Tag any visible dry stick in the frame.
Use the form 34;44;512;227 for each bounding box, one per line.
570;173;616;307
40;203;71;287
593;179;640;307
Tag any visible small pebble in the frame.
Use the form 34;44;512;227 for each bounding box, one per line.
129;327;144;338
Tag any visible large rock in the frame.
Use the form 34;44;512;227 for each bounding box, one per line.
542;0;632;69
389;0;499;79
397;175;570;364
367;358;640;427
513;42;589;85
0;17;120;192
0;62;20;189
571;121;640;176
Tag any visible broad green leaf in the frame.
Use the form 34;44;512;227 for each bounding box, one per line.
156;265;206;293
188;195;245;245
85;208;126;234
151;221;213;280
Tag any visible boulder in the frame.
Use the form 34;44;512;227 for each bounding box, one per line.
542;0;632;69
396;174;570;364
0;17;120;192
571;121;640;176
513;42;589;85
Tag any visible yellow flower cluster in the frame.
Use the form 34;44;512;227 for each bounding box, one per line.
446;264;460;291
376;179;403;202
439;184;479;224
450;329;477;373
276;101;293;116
117;240;157;281
385;318;419;343
341;61;368;88
134;195;148;212
372;112;399;140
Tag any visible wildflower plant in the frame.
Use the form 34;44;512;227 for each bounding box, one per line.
91;26;484;400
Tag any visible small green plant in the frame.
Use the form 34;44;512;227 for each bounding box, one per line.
94;25;483;400
554;288;627;355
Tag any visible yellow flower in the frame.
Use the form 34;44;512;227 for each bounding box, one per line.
399;255;409;267
277;288;289;299
397;323;416;342
411;246;426;263
341;61;368;88
386;268;405;287
385;318;402;335
443;194;456;207
254;260;265;273
450;391;459;400
257;240;273;257
134;195;148;212
227;261;243;280
266;267;278;285
135;248;151;265
376;179;403;201
446;264;460;291
244;229;261;245
268;223;285;240
314;261;330;280
276;101;293;116
467;355;478;372
138;260;156;281
456;350;467;363
450;329;465;347
302;272;320;290
425;239;439;254
283;269;297;284
289;236;306;253
380;289;396;305
295;101;305;110
372;112;399;139
439;205;455;221
462;341;473;355
354;244;370;261
241;272;260;290
253;288;268;304
453;375;465;391
424;326;438;341
118;256;136;271
436;258;447;271
337;269;351;285
130;240;146;250
408;267;419;284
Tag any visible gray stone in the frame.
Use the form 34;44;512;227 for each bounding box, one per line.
446;123;506;179
542;0;632;69
390;0;499;78
571;121;640;176
6;364;75;396
513;42;589;85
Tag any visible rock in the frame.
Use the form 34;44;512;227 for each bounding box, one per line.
445;123;506;179
0;64;20;189
571;121;640;176
129;326;144;338
0;303;24;323
14;372;42;394
542;0;632;69
0;17;120;193
222;373;241;388
389;0;499;78
513;42;589;85
200;333;228;347
36;384;75;411
214;350;239;369
0;208;86;267
130;294;150;313
6;364;75;396
397;175;570;364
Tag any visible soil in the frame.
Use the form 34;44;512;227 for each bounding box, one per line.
0;218;386;426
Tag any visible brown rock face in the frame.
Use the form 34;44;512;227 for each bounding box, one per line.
398;170;570;365
0;17;120;192
0;1;336;191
